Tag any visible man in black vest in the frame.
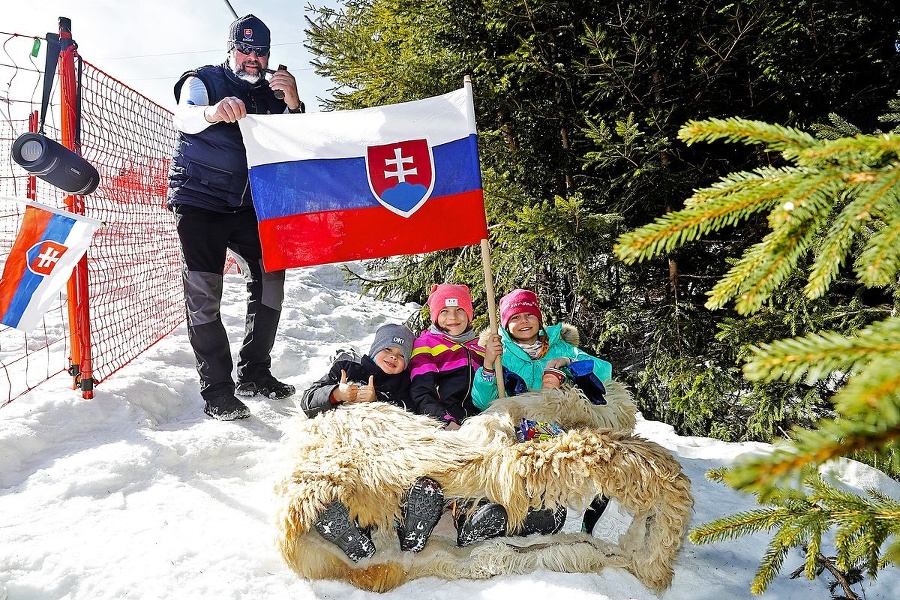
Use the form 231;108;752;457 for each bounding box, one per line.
167;14;304;420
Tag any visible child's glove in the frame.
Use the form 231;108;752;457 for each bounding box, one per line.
566;359;607;405
502;369;529;396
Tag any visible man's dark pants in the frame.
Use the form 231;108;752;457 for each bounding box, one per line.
173;205;285;402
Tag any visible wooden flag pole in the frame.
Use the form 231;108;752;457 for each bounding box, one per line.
480;238;505;397
465;74;504;398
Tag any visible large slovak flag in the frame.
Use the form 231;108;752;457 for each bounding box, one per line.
239;85;488;271
0;200;101;333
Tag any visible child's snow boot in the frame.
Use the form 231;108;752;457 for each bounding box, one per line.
397;477;444;552
454;500;508;547
314;500;376;561
519;504;567;536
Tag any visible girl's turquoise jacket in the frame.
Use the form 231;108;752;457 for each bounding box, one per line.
471;323;612;411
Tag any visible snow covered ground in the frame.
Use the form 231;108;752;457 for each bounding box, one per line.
1;264;898;599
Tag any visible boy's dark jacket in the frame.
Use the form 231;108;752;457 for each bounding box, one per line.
299;355;411;418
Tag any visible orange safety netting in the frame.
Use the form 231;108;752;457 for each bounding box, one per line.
1;31;183;405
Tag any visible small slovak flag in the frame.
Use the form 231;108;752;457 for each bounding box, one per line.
0;200;102;333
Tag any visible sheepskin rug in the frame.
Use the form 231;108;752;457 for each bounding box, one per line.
274;382;693;593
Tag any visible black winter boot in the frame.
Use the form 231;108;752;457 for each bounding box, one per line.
397;477;444;552
203;393;250;421
314;500;376;561
455;501;508;547
519;504;567;536
236;373;296;399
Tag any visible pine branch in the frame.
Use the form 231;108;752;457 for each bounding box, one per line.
797;135;900;169
703;237;774;311
805;169;900;298
856;211;900;287
694;473;899;595
682;166;793;207
801;517;828;582
828;357;900;420
751;535;792;594
810;113;862;140
678;118;818;159
706;219;820;314
743;317;900;384
621;116;900;594
614;172;788;264
722;421;900;494
885;539;900;566
752;499;825;592
616;167;839;279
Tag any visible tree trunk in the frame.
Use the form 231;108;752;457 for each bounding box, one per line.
497;108;518;151
550;40;575;194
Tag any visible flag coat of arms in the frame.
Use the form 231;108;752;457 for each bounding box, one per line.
0;201;101;333
239;86;488;270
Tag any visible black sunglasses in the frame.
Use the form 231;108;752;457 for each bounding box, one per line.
231;42;270;57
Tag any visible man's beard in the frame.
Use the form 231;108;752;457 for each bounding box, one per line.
228;54;263;84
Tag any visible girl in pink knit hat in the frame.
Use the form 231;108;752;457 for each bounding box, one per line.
407;283;552;547
408;283;486;430
472;288;612;409
469;287;615;543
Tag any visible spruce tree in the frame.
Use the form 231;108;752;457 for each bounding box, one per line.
304;0;900;442
615;117;900;594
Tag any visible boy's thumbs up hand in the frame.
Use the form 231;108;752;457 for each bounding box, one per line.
356;375;376;403
335;369;358;402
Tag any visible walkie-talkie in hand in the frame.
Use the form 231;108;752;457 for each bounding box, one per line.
272;64;287;100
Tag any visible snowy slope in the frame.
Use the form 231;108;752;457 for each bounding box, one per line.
1;264;897;600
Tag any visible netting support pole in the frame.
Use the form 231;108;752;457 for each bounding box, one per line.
58;17;95;399
27;112;38;199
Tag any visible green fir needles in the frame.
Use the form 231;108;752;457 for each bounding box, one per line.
615;117;900;594
616;119;900;315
